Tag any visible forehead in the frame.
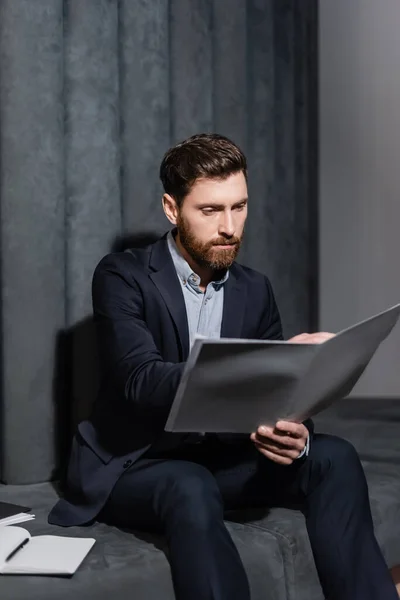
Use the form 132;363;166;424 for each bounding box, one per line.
185;172;248;205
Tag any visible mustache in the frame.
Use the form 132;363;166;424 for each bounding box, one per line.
211;238;241;246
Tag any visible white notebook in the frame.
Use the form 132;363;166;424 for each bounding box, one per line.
0;526;95;575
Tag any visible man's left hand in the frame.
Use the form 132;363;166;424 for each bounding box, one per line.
250;421;309;465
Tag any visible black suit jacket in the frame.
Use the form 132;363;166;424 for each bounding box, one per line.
49;233;313;526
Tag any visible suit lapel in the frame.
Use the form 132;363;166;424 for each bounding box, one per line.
221;265;247;338
149;238;190;360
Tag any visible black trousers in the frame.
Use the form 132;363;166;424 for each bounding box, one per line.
99;434;397;600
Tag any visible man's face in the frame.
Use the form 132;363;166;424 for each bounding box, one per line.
174;172;248;270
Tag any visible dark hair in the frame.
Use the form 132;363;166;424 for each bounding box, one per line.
159;133;247;206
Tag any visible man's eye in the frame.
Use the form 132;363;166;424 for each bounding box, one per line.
201;208;215;214
235;205;245;211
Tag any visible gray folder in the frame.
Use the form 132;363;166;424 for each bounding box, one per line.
165;304;400;433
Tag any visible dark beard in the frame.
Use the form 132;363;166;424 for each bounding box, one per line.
176;213;242;271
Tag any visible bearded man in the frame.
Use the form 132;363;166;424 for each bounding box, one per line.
49;134;398;600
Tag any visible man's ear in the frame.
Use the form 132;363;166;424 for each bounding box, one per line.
162;193;179;225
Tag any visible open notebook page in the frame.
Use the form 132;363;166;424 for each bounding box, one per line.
0;526;95;575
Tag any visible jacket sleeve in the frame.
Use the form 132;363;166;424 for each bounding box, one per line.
92;254;185;416
257;276;314;441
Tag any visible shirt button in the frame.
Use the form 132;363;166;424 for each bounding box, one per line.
123;459;132;469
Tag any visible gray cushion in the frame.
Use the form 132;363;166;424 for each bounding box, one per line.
0;483;287;600
1;398;399;600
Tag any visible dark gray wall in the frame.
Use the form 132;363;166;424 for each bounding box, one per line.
0;0;317;484
319;0;400;397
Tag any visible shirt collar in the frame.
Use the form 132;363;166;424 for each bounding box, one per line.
167;230;229;289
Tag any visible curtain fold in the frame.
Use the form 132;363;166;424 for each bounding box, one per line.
0;0;65;484
64;0;121;445
212;1;248;152
119;0;170;234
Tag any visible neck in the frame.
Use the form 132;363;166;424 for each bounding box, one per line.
175;233;215;291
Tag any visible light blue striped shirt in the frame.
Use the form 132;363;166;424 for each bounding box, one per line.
167;231;229;348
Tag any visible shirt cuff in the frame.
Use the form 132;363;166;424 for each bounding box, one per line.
296;434;310;459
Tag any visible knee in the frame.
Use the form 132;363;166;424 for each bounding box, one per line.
310;434;363;479
155;464;223;529
317;434;360;463
309;434;368;501
311;434;366;486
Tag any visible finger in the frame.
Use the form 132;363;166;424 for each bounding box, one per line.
254;443;294;465
289;332;335;344
253;429;304;451
309;332;335;344
275;421;308;439
288;333;310;343
256;425;274;436
257;424;306;446
251;431;304;453
254;440;303;460
312;332;336;340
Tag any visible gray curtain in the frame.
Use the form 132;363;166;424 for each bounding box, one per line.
0;0;318;484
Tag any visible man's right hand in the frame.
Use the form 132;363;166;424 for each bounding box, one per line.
288;332;335;344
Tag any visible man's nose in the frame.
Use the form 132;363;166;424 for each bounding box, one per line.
218;211;235;237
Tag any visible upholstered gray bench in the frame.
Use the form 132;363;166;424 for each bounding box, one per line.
1;398;399;600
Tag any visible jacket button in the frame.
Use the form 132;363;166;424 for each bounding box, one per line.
123;459;132;469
